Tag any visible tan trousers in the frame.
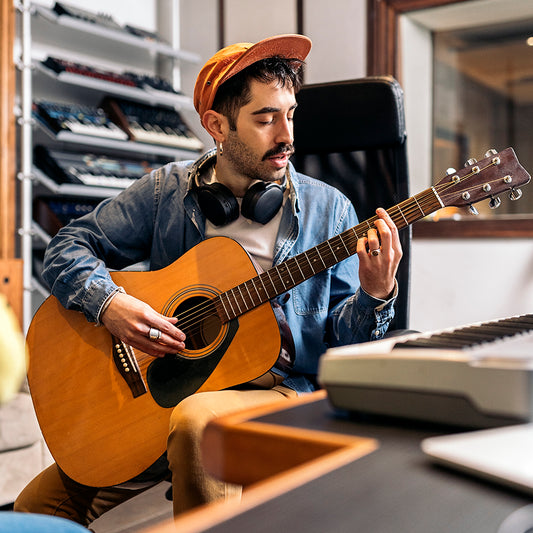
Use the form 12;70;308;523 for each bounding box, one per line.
14;385;296;527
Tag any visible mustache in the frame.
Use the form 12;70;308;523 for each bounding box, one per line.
262;143;295;160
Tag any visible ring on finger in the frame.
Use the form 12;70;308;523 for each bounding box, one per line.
148;327;162;341
370;249;381;257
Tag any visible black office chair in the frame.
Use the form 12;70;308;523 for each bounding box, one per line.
292;76;411;331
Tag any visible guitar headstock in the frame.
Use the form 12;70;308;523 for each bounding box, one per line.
435;147;531;212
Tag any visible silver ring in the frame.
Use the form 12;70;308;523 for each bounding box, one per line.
370;249;381;257
148;327;162;341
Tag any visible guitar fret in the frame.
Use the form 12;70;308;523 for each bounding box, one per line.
292;256;305;282
219;293;232;320
276;265;289;291
258;273;269;298
326;240;339;262
243;281;256;307
303;250;317;275
431;186;445;208
236;285;248;312
283;262;296;286
396;204;409;227
315;247;327;269
412;195;425;217
338;235;350;256
265;270;276;296
230;288;243;315
250;278;263;303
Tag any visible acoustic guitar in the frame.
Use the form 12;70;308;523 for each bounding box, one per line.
26;147;530;487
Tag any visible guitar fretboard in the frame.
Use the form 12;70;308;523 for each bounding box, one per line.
215;187;444;323
211;147;528;324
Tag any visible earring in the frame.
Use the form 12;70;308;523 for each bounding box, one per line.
218;142;224;156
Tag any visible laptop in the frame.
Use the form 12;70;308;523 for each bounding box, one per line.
421;424;533;496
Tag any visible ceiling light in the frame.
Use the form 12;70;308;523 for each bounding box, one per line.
527;36;533;46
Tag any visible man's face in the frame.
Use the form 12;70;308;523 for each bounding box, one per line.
222;79;297;185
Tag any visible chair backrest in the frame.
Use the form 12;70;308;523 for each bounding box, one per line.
292;76;411;330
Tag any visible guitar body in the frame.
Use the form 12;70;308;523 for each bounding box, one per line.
27;237;282;487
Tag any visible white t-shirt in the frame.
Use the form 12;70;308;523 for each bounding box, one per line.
205;195;285;272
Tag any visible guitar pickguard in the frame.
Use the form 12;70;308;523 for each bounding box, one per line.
146;318;239;408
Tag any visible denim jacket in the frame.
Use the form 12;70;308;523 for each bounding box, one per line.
43;149;396;393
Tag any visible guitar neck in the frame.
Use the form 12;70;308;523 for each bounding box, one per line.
215;186;444;323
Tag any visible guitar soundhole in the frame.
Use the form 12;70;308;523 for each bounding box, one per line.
174;296;221;350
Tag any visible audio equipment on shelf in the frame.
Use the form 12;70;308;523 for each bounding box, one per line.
33;100;128;141
52;2;168;45
102;97;203;151
53;2;125;32
34;195;102;237
34;145;165;188
41;56;182;96
124;24;162;42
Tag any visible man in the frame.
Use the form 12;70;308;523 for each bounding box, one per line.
15;34;402;525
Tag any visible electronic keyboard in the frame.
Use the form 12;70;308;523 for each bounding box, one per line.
34;100;128;141
318;314;533;428
34;145;165;189
53;2;167;44
41;57;181;96
102;97;203;151
53;2;124;32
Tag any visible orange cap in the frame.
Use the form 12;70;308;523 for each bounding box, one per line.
194;34;312;127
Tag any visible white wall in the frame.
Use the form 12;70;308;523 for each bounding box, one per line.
411;239;533;331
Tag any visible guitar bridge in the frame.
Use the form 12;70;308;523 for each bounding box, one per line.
112;336;147;398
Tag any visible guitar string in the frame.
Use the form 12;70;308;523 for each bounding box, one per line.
175;166;502;339
172;162;501;337
171;161;505;337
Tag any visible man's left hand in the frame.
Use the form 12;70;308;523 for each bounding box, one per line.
356;207;402;300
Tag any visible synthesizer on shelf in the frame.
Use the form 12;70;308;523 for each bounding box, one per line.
41;56;181;96
102;96;203;151
53;2;125;33
53;2;168;44
34;145;166;189
33;100;128;141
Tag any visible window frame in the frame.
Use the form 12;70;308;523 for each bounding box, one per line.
367;0;533;238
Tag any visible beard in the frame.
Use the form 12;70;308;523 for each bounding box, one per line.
223;129;294;184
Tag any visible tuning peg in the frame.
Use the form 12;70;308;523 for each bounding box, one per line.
465;158;477;166
509;188;523;201
446;167;457;175
485;148;498;158
468;204;479;215
489;196;501;209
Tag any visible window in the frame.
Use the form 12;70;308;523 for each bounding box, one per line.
432;17;533;216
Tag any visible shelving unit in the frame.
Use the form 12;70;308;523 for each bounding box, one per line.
17;0;202;330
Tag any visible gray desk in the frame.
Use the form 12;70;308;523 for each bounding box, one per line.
167;392;532;533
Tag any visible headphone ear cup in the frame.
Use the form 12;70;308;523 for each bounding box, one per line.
196;182;239;226
241;182;284;225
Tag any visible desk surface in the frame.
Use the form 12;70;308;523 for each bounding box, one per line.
154;391;532;533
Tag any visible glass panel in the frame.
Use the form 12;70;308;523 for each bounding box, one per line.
432;18;533;216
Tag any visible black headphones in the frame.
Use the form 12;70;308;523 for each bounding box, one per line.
196;180;285;226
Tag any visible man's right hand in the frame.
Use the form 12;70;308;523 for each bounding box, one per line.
101;292;186;357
